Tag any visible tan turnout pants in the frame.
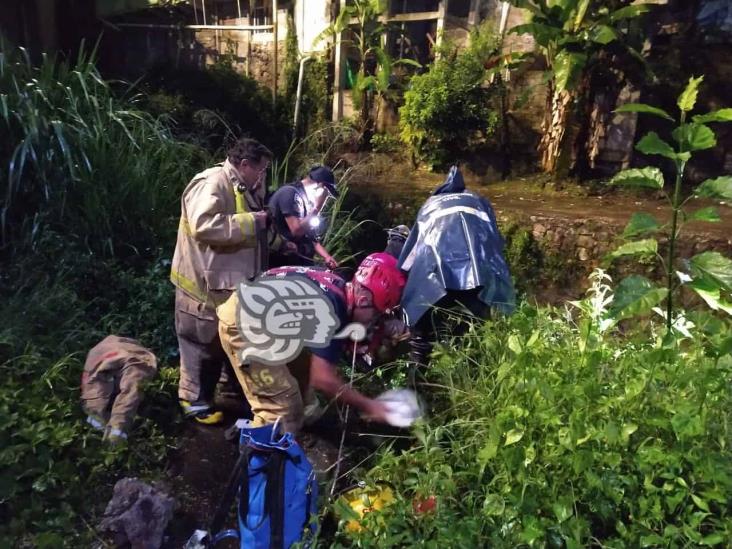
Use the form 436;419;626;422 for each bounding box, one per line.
175;289;231;405
81;335;157;440
217;292;310;434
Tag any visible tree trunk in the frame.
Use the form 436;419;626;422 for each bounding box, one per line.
570;74;594;178
539;84;573;173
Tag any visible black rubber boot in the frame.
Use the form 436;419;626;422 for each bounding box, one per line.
407;334;433;389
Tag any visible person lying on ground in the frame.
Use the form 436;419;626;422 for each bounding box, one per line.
81;335;158;443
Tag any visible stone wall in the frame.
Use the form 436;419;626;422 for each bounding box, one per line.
499;211;732;298
192;8;289;90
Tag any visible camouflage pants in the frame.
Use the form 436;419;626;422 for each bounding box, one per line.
217;292;311;434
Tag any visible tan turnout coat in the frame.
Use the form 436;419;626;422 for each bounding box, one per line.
170;159;268;318
81;335;158;439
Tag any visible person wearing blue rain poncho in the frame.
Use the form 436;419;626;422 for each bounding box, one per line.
397;165;516;366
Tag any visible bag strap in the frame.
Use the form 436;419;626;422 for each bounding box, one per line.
208;447;250;545
266;452;286;549
266;268;346;301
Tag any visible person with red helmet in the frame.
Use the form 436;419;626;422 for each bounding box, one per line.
215;253;407;434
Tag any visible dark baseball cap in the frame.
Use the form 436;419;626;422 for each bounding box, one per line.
308;165;338;197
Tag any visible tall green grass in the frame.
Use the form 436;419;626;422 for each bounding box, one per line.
0;44;209;256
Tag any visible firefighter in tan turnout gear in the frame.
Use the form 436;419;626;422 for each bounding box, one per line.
81;335;158;442
171;138;273;424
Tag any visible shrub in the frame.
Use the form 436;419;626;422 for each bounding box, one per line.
334;297;732;546
503;223;543;296
399;23;500;169
370;133;402;154
141;60;292;156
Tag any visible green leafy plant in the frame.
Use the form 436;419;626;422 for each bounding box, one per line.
334;301;732;547
283;15;331;138
399;23;500;169
369;132;401;154
315;0;420;145
608;76;732;333
508;0;653;173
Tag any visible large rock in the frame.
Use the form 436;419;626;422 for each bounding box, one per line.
98;478;175;549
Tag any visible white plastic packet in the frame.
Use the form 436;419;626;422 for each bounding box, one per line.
375;389;423;428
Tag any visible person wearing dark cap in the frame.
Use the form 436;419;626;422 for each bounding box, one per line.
267;165;339;268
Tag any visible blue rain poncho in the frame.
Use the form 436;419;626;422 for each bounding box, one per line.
397;167;516;326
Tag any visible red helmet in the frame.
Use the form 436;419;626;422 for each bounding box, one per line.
354;252;406;313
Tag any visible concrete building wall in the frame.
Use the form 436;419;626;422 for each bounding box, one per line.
192;8;289;89
293;0;332;53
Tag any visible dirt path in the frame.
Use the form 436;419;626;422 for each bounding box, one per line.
351;171;732;241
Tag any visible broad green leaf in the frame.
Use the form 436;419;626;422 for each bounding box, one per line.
610;167;665;189
574;0;591;30
700;533;726;546
552;501;572;523
672;123;716;151
690;493;710;512
621;422;638;443
693;108;732;124
508;334;523;355
610;4;653;22
671;405;704;439
635;131;677;160
482;493;505;516
393;58;422;69
609;275;668;321
374;48;391;91
553;50;586;92
689;251;732;293
686;207;721;223
687;278;732;316
355;74;376;92
609;238;658;260
623;212;661;238
504;428;524;446
478;437;499;465
695;176;732;200
589;24;617;45
641;534;665;547
615;103;674;122
678;75;704;112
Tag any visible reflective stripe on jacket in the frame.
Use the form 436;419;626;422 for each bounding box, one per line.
170;159;267;314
